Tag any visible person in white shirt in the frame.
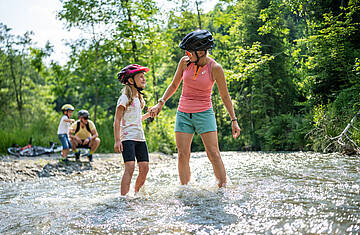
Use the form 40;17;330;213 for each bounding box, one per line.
114;64;151;196
57;104;75;162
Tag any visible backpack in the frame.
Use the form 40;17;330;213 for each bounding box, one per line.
74;120;92;135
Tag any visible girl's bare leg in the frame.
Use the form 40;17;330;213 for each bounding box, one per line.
62;148;70;158
121;161;135;195
135;162;149;193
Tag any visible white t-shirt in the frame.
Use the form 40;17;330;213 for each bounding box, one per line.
117;94;145;142
57;115;71;135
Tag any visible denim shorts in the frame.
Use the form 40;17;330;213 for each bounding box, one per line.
174;107;217;134
58;134;72;150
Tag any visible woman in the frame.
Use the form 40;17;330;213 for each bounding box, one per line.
149;29;240;187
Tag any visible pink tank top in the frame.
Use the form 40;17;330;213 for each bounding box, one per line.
178;59;215;113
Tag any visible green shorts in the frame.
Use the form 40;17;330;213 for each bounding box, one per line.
175;108;217;134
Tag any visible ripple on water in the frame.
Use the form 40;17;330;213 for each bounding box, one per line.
0;152;359;234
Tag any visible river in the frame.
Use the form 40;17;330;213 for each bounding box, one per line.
0;152;359;234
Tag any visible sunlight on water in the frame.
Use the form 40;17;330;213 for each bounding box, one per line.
0;152;359;234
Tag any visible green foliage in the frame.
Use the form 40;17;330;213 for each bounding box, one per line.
309;85;360;152
95;116;115;153
1;0;359;154
144;109;177;154
0;109;59;154
260;113;311;151
226;42;274;82
300;3;359;105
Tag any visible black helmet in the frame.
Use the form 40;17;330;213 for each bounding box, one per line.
179;29;214;51
78;110;90;119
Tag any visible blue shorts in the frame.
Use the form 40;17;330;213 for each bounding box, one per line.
58;134;72;150
122;140;149;162
174;108;217;134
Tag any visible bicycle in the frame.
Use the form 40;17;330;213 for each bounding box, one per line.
7;139;62;157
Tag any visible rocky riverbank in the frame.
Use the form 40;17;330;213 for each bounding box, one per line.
0;153;172;182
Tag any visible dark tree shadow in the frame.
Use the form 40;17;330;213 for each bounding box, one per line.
38;160;93;177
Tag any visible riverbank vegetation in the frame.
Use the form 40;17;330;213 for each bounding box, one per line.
1;0;359;154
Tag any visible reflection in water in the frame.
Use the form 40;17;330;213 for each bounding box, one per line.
0;152;359;234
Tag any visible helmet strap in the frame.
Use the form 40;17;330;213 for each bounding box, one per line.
186;51;206;67
194;51;200;66
133;82;144;95
128;77;144;95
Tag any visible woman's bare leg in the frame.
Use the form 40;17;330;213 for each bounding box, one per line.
175;132;194;185
200;131;227;187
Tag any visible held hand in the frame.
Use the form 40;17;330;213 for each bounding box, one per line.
148;106;157;118
114;141;123;153
149;103;163;118
232;121;240;139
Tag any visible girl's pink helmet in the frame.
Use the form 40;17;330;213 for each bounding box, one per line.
117;64;149;84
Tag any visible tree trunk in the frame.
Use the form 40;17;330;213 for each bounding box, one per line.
122;0;138;62
93;25;99;124
195;1;202;29
9;55;23;122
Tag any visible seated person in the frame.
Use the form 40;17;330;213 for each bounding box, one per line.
70;110;100;162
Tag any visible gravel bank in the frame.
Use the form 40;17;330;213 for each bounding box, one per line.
0;153;172;182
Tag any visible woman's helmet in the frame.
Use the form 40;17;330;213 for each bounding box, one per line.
78;110;90;119
117;64;150;84
179;29;214;51
61;104;74;112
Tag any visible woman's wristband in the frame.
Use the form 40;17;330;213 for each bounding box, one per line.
231;118;237;122
158;98;165;105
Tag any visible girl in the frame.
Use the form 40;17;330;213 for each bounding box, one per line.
57;104;75;162
114;64;151;195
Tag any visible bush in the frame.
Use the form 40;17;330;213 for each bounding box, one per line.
261;113;310;151
143;108;177;154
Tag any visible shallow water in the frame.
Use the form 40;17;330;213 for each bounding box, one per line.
1;152;359;234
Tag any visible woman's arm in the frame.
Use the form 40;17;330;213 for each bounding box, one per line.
213;62;241;138
149;56;188;116
113;105;125;152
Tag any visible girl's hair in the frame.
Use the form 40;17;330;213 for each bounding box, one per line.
63;110;70;118
122;84;145;109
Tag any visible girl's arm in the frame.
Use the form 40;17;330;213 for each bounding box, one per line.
64;118;75;123
113;105;125;152
213;62;241;138
142;112;150;121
